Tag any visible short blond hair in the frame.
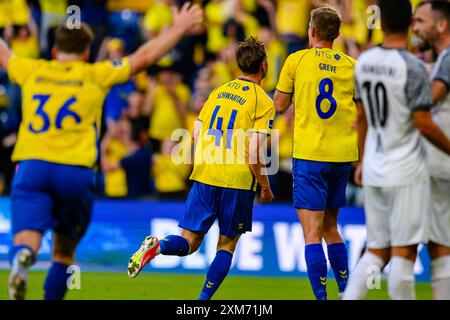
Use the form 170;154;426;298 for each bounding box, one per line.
236;37;267;75
310;6;341;42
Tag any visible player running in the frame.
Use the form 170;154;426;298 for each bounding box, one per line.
344;0;450;300
413;0;450;300
274;6;358;300
0;2;203;300
127;37;275;300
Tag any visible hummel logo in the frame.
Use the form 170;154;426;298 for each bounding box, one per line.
339;270;348;278
238;223;244;229
206;281;215;289
320;277;326;285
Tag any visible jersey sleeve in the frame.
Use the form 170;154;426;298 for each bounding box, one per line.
7;55;40;85
276;53;297;94
405;59;433;111
93;57;131;89
253;90;276;136
431;51;450;88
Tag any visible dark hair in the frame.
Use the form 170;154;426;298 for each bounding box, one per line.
417;0;450;29
55;23;94;54
235;37;267;75
310;6;341;41
378;0;412;33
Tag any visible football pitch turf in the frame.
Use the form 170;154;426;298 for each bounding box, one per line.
0;270;433;300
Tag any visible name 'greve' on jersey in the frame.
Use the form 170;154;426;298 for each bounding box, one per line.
190;78;276;191
8;55;131;168
355;47;433;187
425;46;450;181
276;48;359;163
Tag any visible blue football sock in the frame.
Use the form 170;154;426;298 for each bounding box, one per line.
198;250;233;300
44;262;71;300
305;243;328;300
9;245;35;266
159;235;191;256
327;243;349;293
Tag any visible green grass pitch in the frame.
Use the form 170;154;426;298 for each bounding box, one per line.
0;270;432;300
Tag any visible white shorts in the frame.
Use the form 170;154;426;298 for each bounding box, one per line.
429;177;450;247
364;182;430;248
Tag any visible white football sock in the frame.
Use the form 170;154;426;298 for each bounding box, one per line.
388;256;415;300
431;255;450;300
343;251;385;300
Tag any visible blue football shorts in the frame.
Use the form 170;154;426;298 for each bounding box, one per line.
292;158;351;211
180;181;256;239
11;160;95;240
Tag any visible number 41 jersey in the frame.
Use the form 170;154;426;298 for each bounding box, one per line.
190;78;275;191
276;48;358;163
7;55;131;168
355;47;433;187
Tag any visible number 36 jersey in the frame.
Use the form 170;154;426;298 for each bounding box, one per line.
276;47;358;162
7;55;131;168
355;47;433;187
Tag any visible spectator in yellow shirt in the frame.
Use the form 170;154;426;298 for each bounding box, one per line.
39;0;67;57
100;121;129;198
152;139;190;199
276;0;312;53
9;22;40;59
259;26;287;93
146;69;190;152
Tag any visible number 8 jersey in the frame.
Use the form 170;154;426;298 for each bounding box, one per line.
355;47;433;187
7;55;131;168
276;47;358;162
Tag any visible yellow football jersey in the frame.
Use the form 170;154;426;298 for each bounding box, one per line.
190;78;276;191
104;139;128;197
153;154;190;193
277;48;358;162
8;55;131;167
276;0;311;39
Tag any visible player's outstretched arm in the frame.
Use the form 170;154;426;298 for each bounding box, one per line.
0;38;11;70
414;109;450;155
128;2;203;75
249;132;274;203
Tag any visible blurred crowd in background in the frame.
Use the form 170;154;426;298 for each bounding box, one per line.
0;0;425;204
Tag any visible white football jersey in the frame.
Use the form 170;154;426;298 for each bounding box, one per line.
425;47;450;181
355;47;432;187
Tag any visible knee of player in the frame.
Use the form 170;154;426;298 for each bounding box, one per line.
303;227;324;243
